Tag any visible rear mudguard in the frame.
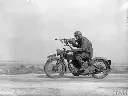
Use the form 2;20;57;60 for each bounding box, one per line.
46;56;67;74
90;57;111;69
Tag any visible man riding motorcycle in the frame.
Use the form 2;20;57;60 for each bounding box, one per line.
69;31;93;73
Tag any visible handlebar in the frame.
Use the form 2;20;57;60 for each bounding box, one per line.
66;50;73;52
63;48;73;52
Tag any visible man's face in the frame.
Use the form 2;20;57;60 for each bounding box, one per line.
74;35;79;40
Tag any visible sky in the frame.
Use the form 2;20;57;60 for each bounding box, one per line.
0;0;128;65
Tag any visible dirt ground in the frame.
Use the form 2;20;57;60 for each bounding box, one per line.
0;73;127;96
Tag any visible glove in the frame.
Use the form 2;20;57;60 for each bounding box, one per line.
68;39;73;44
68;38;75;44
71;38;75;43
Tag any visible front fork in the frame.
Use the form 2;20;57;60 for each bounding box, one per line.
47;56;67;74
62;59;67;74
57;58;67;74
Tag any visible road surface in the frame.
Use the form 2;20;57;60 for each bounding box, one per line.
0;73;128;96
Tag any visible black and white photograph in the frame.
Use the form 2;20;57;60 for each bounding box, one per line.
0;0;128;96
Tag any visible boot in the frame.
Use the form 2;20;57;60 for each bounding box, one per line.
77;62;85;73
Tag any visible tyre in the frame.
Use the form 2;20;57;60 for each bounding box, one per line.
91;59;108;79
44;58;65;78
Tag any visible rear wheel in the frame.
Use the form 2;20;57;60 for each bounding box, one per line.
92;59;108;79
44;58;65;78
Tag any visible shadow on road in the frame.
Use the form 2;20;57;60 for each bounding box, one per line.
36;74;92;79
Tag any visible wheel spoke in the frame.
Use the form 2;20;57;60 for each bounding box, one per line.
92;60;108;79
45;59;64;78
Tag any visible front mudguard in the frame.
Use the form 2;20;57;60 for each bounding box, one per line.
47;56;59;62
90;57;111;70
46;56;67;74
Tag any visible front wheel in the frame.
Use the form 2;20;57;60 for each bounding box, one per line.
44;58;66;78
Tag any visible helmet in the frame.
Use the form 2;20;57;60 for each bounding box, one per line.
74;31;82;36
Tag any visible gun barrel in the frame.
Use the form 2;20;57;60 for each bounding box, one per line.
55;38;68;40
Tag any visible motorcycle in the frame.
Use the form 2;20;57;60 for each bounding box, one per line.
44;38;111;79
